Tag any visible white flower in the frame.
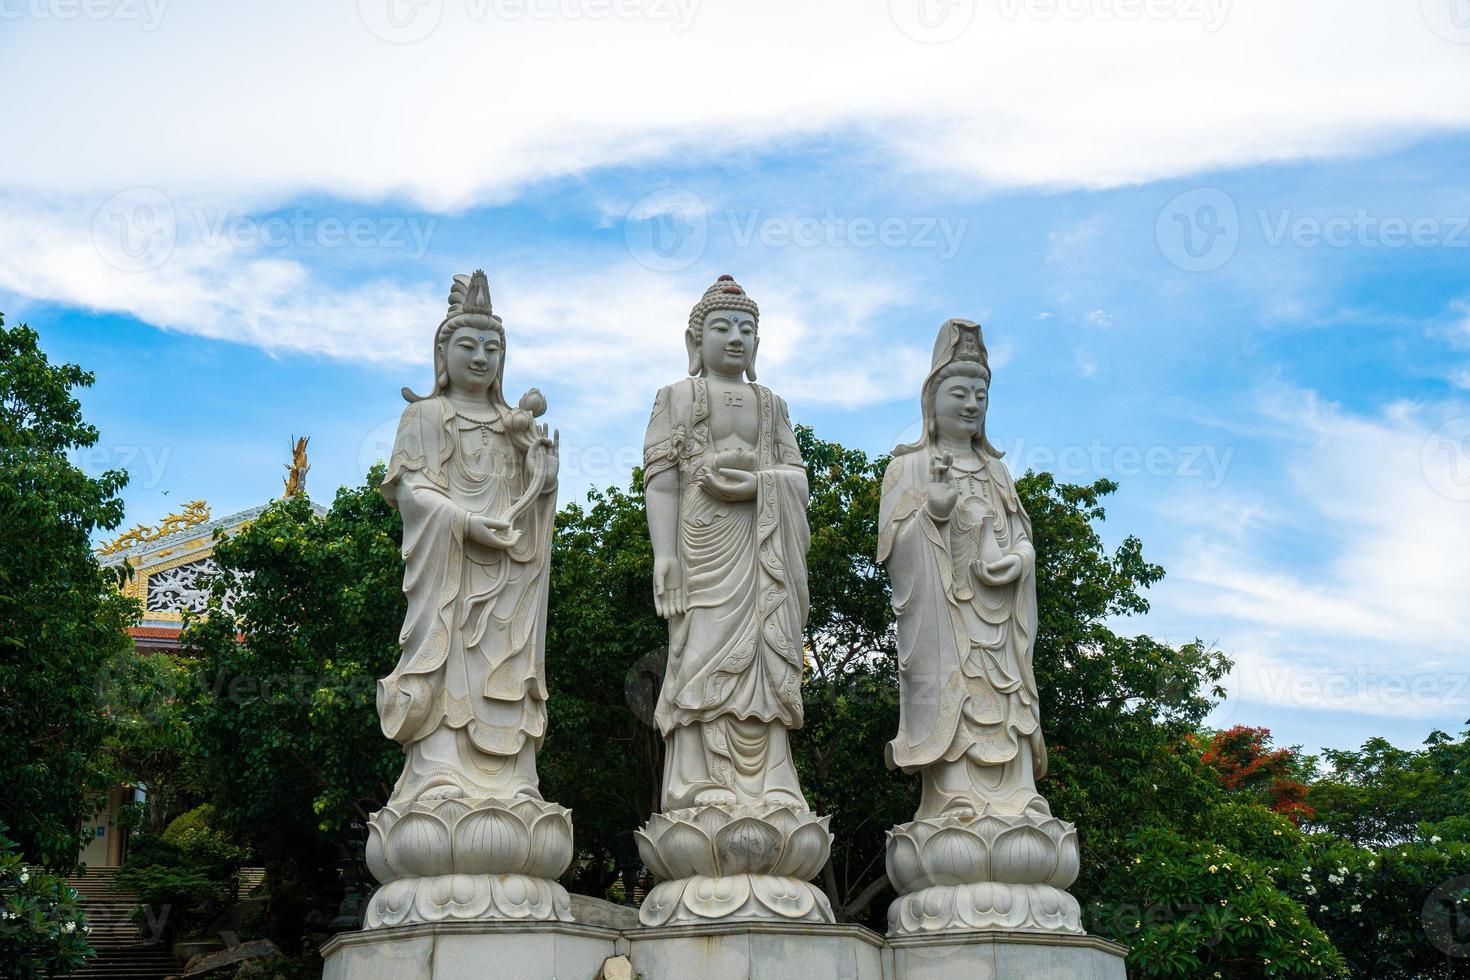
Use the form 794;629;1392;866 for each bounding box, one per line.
63;921;76;933
1350;904;1362;913
18;871;30;884
1306;885;1317;895
1431;835;1442;844
1328;874;1342;885
1319;905;1328;912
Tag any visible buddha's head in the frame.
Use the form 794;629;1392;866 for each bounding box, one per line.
404;270;508;407
686;275;759;381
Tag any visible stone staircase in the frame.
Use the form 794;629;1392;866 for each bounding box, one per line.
62;867;179;980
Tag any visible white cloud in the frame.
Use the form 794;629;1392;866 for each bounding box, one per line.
1;1;1467;209
1152;386;1470;720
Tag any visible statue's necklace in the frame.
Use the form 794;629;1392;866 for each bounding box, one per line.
459;409;499;449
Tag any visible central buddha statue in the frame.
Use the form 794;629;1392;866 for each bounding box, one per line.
635;275;833;926
642;274;810;810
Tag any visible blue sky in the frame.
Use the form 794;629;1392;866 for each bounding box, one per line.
3;0;1468;758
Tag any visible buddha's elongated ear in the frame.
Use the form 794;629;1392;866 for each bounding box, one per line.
685;326;702;376
745;334;759;382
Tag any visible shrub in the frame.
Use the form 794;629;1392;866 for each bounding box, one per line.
0;822;94;980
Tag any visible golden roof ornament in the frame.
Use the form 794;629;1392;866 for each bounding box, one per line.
283;435;310;498
96;500;211;556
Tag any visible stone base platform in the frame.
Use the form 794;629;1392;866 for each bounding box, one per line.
322;912;1127;980
888;929;1127;980
629;921;884;980
320;920;622;980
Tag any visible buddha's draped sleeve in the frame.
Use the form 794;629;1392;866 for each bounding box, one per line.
878;450;970;771
377;398;467;744
748;391;812;719
642;383;684;482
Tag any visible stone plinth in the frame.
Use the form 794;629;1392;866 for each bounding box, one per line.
322;911;1129;979
364;798;573;928
321;920;620;980
636;804;835;926
885;811;1081;936
628;922;884;980
887;930;1127;980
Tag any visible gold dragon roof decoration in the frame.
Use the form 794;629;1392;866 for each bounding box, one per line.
96;500;212;556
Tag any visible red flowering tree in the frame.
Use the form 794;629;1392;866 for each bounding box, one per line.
1201;726;1315;824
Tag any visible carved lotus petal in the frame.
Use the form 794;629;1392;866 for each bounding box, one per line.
920;827;988;886
525;812;574;879
389;811;454;878
762;806;799;836
714;817;784;876
635;828;675;881
365;817;394;884
991;825;1057;884
682;874;752;919
638;880;685;927
774;821;833;880
885;829;925;894
452;807;531;875
1049;827;1080;888
651;819;718;879
750;876;818;920
970;814;1011;849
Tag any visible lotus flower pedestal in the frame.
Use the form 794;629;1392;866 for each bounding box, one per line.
363;798;575;928
635;804;835;927
883;811;1127;979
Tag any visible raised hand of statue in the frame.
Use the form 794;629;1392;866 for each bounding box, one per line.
468;514;521;550
926;452;958;520
652;555;685;619
972;553;1024;586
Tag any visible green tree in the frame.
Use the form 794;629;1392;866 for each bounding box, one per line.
185;478;404;951
541;481;666;897
1308;729;1470;847
0;317;135;870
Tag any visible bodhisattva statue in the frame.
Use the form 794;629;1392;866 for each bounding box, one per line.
362;270;574;928
879;319;1083;936
634;275;834;927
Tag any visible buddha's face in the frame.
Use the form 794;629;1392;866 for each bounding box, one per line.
700;309;757;379
932;371;988;442
444;325;502;395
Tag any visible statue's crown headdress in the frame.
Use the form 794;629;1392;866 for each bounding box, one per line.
688;274;760;332
445;269;493;322
946;319;989;369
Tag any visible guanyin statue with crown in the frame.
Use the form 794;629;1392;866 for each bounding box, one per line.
878;318;1083;938
361;270;574;929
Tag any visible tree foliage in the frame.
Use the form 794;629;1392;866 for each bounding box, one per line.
0;317;135;870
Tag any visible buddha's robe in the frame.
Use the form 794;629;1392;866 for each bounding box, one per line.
377;395;556;804
877;448;1047;817
643;378;811;809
